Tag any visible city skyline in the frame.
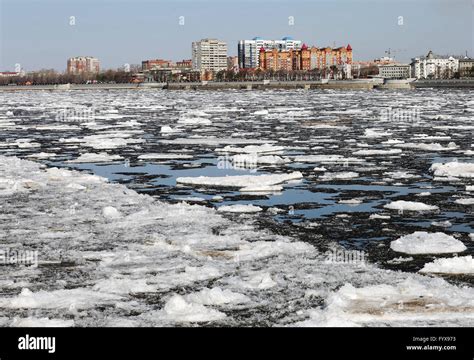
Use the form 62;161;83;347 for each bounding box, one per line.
0;0;473;72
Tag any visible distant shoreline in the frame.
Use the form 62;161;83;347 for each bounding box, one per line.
0;79;473;91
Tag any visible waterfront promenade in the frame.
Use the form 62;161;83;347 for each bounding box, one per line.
0;79;473;91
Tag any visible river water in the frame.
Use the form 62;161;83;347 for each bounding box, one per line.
0;89;472;326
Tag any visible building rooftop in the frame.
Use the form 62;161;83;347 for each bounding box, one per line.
379;63;410;67
416;50;465;60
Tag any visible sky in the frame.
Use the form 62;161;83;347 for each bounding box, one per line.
0;0;473;72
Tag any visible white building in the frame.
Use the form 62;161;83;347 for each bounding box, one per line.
411;51;460;79
67;56;100;75
192;39;227;73
459;58;474;77
379;64;411;79
238;37;302;69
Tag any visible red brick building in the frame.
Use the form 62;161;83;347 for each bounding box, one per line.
141;59;174;71
259;44;353;71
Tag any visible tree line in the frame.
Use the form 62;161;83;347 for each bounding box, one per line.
0;69;139;85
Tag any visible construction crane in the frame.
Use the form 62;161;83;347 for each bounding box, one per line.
385;48;407;60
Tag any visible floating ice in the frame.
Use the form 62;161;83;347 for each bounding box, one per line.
397;142;458;151
67;152;123;163
240;185;283;193
295;277;474;326
454;198;474;205
93;278;156;294
431;220;452;228
384;201;438;212
11;317;75;327
178;117;212;125
233;154;288;165
25;152;57;159
294;155;363;164
430;161;474;179
102;206;121;219
161;126;179;133
217;204;263;213
390;232;467;255
383;171;419;179
320;172;359;181
238;273;277;290
369;214;391;220
353;149;402;156
338;199;363;205
185;287;250;305
138;153;193;160
177;171;303;188
218;144;284;154
420;256;474;274
364;129;392;138
157;294;226;323
0;288;121;310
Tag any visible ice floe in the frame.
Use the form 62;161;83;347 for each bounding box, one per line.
420;256;474;274
177;171;303;188
217;144;285;154
295;277;474;326
153;295;227;323
390;232;467;255
67;152;123;163
138;153;193;160
217;204;263;213
185;287;250;305
397;142;458;151
430;161;474;179
353;149;402;156
384;201;439;212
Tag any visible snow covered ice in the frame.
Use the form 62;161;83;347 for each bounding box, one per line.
390;232;467;255
0;89;472;327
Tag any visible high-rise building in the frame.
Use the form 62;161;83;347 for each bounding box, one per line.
258;44;352;71
67;56;100;75
238;37;302;69
192;39;227;72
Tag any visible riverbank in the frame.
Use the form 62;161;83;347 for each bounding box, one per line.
1;79;473;91
0;80;377;91
411;79;474;89
1;79;474;92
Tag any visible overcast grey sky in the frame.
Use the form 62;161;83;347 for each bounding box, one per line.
0;0;473;72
